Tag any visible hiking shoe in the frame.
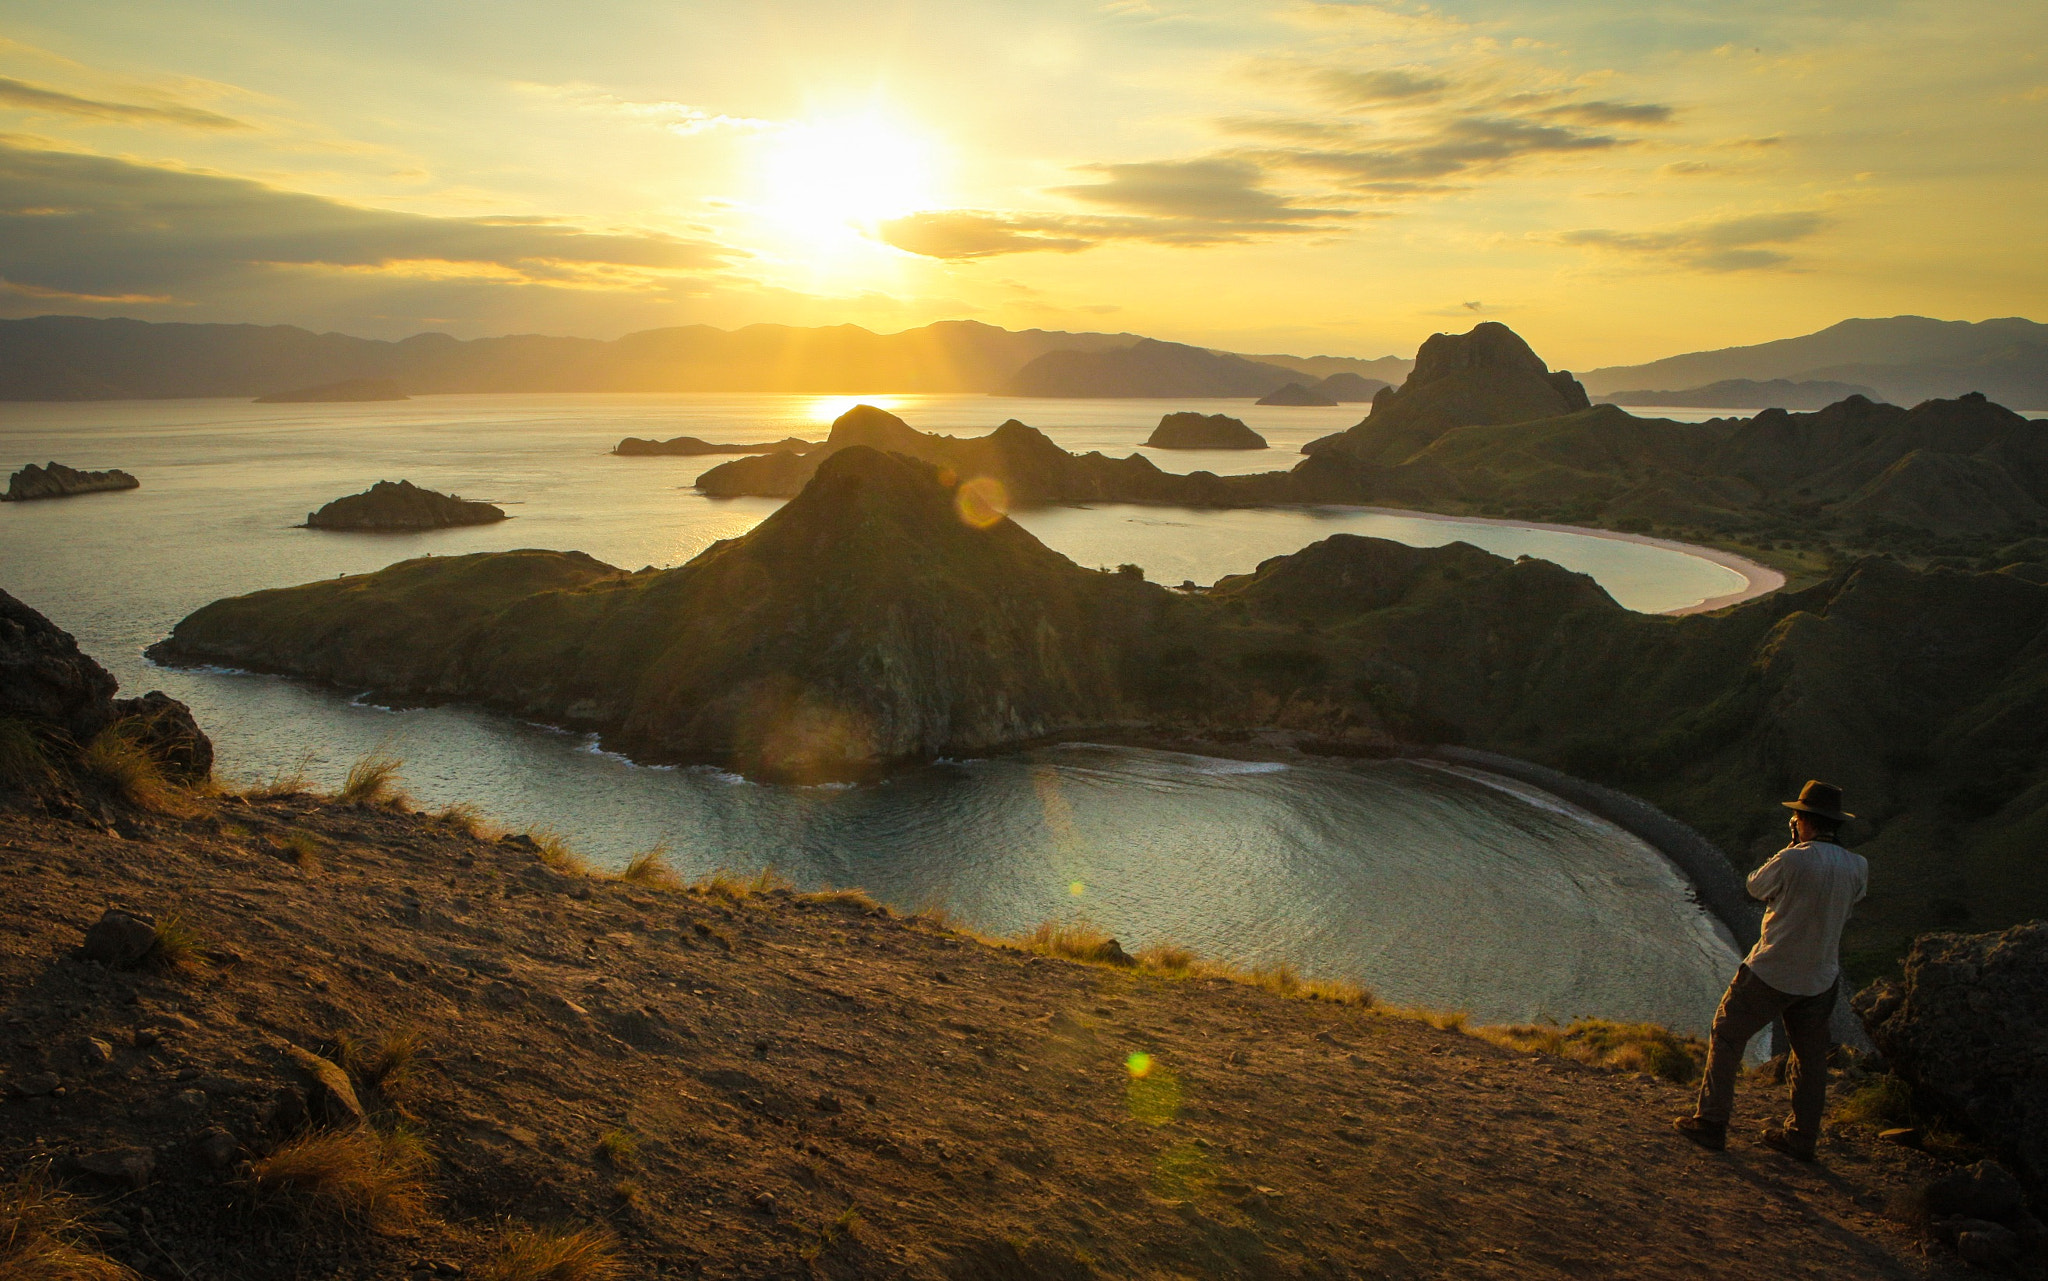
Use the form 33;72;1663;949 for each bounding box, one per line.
1672;1116;1726;1151
1759;1127;1817;1162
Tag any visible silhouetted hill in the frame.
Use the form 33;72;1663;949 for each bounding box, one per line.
1600;378;1877;410
1256;382;1338;406
255;376;408;403
0;314;1392;401
1312;371;1389;402
1582;316;2048;407
1003;339;1308;397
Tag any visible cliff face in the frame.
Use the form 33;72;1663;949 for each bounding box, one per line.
2;461;139;502
305;479;507;530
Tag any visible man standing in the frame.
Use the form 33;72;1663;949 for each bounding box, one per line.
1674;780;1869;1161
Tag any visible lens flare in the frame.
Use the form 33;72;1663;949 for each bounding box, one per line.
1125;1052;1153;1078
954;475;1009;529
1069;880;1086;897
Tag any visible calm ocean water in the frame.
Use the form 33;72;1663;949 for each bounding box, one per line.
0;391;1748;1030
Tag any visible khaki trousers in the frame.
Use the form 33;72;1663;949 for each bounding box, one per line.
1693;964;1837;1143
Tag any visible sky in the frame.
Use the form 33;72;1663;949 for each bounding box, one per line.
0;0;2042;367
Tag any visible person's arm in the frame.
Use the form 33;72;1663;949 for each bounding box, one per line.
1746;849;1789;902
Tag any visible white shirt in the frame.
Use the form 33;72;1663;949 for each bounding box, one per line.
1742;840;1869;996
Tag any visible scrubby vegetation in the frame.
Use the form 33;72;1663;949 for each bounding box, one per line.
1481;1019;1706;1084
249;1127;433;1230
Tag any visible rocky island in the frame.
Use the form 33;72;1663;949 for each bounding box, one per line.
303;479;507;531
613;434;815;456
254;376;409;403
1145;412;1269;448
1255;383;1339;407
2;460;140;502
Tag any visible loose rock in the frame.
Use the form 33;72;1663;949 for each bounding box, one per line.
282;1045;365;1127
82;909;159;967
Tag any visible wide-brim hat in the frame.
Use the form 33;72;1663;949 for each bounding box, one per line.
1783;779;1853;823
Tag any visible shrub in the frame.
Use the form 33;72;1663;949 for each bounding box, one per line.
249;1127;432;1230
147;913;209;975
339;1027;423;1090
1832;1074;1917;1130
82;723;191;815
0;1168;139;1280
1483;1018;1704;1084
247;751;316;800
337;751;406;808
1134;941;1197;974
0;719;53;794
275;829;323;869
595;1129;638;1168
475;1225;623;1281
618;845;683;890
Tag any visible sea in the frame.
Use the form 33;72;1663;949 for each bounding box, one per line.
2;391;1760;1032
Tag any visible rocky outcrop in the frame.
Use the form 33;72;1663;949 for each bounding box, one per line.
1856;924;2048;1191
1305;323;1591;463
3;461;139;502
614;435;813;456
1144;413;1268;449
0;588;212;778
1256;383;1339;407
305;480;507;531
254;377;408;403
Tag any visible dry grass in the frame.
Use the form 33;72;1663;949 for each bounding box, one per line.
435;801;495;838
0;1168;140;1280
595;1129;638;1168
337;750;407;808
1134;941;1198;974
1018;919;1135;967
274;829;323;869
475;1224;623;1281
1243;961;1374;1007
248;1126;432;1231
338;1027;424;1090
689;866;793;902
801;887;885;912
246;751;316;800
1008;919;1372;1006
617;845;683;890
1481;1018;1704;1084
530;828;591;877
146;912;209;975
1831;1074;1917;1130
81;723;194;816
0;719;53;794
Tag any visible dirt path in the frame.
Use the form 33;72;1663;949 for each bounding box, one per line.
0;795;1963;1279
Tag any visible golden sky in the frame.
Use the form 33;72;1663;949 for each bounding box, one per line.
0;0;2042;367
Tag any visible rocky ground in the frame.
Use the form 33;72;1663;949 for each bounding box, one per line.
0;787;2000;1280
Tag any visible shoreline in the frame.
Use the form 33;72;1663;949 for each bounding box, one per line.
1315;503;1786;614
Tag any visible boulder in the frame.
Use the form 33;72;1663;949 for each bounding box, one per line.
1145;413;1268;450
1925;1160;2027;1222
283;1045;365;1127
1857;924;2048;1191
77;1146;155;1188
109;690;214;782
81;909;159;967
2;461;139;502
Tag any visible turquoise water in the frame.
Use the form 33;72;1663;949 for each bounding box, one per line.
0;392;1745;1030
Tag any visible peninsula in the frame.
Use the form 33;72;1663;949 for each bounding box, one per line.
255;377;409;403
613;435;815;457
304;479;507;531
2;460;139;502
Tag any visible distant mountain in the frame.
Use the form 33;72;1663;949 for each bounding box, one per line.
1600;379;1878;410
0;314;1395;403
1312;372;1390;403
1241;352;1412;385
255;377;409;403
1255;383;1339;406
1581;316;2048;407
1002;338;1308;398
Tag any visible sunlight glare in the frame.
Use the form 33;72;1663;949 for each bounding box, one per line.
756;114;938;252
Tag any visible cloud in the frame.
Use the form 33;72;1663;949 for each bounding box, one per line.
1264;114;1626;189
0;138;741;330
1555;210;1828;271
1051;157;1348;223
1309;67;1451;106
0;75;249;130
516;82;774;136
1540;100;1674;126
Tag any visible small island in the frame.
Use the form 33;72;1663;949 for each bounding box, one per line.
255;377;410;403
1257;382;1341;407
1144;412;1269;450
1314;372;1390;402
2;461;140;502
305;479;507;530
614;435;815;456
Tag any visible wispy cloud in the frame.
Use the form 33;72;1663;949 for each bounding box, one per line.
0;75;250;130
1555;210;1828;271
516;82;775;136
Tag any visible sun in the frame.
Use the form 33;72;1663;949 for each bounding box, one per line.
753;113;938;253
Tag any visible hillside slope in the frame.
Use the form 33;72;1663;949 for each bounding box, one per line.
0;793;1971;1280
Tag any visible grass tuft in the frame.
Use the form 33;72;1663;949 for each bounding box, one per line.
338;1027;424;1090
595;1129;638;1169
1018;919;1131;966
530;828;591;877
147;912;209;975
435;801;494;838
689;865;793;902
0;1167;140;1280
1011;919;1372;1005
337;750;407;808
1831;1074;1917;1130
1481;1018;1704;1084
0;719;54;794
82;723;193;815
246;751;316;800
801;887;884;912
475;1224;623;1281
249;1126;432;1231
617;845;683;890
1134;941;1198;974
274;829;323;869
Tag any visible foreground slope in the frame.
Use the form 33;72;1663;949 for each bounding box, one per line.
0;793;1970;1280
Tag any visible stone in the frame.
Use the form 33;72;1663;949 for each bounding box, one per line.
194;1127;238;1168
1878;1127;1919;1145
1858;924;2048;1190
133;1027;163;1048
81;909;158;967
108;690;215;782
813;1092;843;1114
165;1088;210;1120
283;1045;365;1127
78;1146;155;1188
76;1036;114;1068
0;593;210;773
752;1191;777;1213
1957;1224;2021;1267
9;1071;60;1097
1924;1161;2025;1222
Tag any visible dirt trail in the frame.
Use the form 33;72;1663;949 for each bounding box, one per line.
0;795;1966;1279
